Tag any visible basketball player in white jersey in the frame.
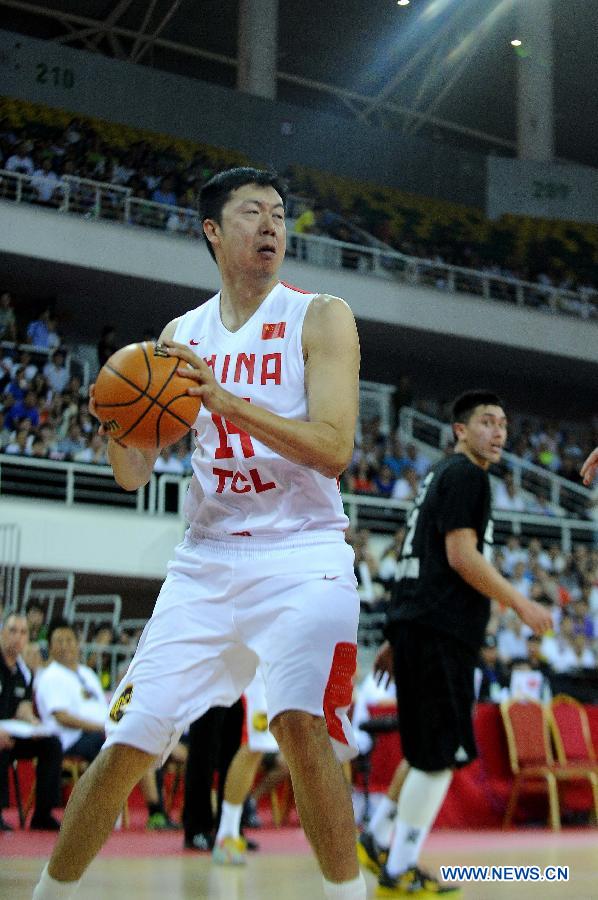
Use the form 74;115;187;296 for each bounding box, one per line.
33;168;366;900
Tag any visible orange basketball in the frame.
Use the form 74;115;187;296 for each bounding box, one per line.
94;341;201;450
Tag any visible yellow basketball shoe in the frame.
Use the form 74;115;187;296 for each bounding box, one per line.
212;835;248;866
376;865;462;897
356;831;388;877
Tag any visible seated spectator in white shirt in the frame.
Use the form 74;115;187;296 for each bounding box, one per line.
30;158;61;205
153;446;185;474
493;472;527;512
34;619;107;763
390;465;419;502
5;142;34;176
497;613;530;662
43;349;69;395
502;535;528;576
511;560;533;598
404;442;431;479
73;432;108;465
351;671;396;757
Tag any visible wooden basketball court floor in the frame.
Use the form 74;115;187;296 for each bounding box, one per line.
2;825;597;899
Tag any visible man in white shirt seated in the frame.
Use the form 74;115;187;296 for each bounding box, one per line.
35;619;107;763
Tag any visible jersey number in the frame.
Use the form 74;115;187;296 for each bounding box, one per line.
212;399;255;459
402;471;434;558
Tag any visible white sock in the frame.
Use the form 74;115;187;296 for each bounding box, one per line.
368;795;396;847
322;872;367;899
215;800;243;842
32;864;81;899
385;768;452;878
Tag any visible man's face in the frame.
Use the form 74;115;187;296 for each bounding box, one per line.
207;183;286;278
27;607;44;628
455;405;507;469
50;627;79;668
0;615;29;658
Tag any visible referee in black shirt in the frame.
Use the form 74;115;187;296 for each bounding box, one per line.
0;613;62;830
366;391;553;898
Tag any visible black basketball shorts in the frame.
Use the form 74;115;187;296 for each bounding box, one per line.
391;622;478;772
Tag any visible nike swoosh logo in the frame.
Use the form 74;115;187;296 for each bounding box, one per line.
323;575;340;581
189;339;200;346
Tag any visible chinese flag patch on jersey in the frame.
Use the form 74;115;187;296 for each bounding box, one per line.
262;322;286;340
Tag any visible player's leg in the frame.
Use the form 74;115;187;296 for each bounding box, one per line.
246;536;366;899
213;746;263;863
270;709;364;892
357;759;410;876
37;743;157;891
33;538;257;898
214;664;277;863
376;624;472;897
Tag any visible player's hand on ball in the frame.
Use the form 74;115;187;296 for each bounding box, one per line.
373;640;394;684
88;384;106;435
162;339;227;413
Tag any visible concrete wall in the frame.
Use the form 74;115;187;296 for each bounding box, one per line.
0;29;485;207
1;199;595;365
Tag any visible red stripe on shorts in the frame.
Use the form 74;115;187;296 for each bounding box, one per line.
323;642;357;745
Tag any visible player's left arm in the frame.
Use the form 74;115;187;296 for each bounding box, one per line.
162;295;359;478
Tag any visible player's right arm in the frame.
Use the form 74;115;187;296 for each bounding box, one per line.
445;529;553;635
89;317;181;491
581;446;598;486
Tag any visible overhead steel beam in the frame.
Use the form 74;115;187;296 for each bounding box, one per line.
0;0;515;150
129;0;159;61
133;0;183;64
88;0;136;53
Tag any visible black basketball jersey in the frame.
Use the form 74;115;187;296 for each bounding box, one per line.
387;452;494;649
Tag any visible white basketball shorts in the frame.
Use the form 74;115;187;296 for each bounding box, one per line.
243;665;279;754
105;529;359;762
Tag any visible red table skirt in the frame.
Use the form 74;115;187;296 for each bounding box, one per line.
363;702;598;829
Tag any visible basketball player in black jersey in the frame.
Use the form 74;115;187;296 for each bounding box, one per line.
363;390;552;898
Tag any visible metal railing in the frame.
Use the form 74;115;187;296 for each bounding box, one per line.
2;168;596;322
399;406;594;520
0;453;594;551
0;523;21;611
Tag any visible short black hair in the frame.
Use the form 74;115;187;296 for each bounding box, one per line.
451;390;504;425
47;616;76;647
199;167;287;261
25;598;44;614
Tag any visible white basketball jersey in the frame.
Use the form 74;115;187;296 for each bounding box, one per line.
173;281;349;537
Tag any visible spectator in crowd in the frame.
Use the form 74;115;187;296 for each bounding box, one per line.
26;310;61;351
0;291;17;342
390;465;419;502
0;612;63;831
151;174;177;207
497;613;530;663
43;350;69;395
494;472;527;512
25;599;48;645
73;432;108;465
5;141;34;176
97;325;118;369
34;618;107;764
153;446;185;474
404;442;430;479
372;463;396;499
376;528;406;591
476;634;510;702
501;535;528;577
30;158;61;207
346;459;376;495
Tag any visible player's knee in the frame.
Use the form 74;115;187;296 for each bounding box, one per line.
91;742;158;791
270;709;325;750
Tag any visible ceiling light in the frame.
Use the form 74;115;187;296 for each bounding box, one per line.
511;39;522;47
397;0;410;6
